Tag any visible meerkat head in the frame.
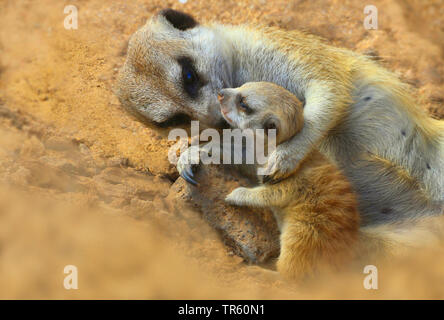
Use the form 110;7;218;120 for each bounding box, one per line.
218;82;304;144
116;9;233;127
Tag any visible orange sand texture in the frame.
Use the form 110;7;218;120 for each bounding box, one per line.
0;0;443;299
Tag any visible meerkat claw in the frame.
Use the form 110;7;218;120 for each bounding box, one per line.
181;169;198;186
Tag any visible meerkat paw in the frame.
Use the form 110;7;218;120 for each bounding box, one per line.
260;149;296;184
177;146;200;185
225;187;250;206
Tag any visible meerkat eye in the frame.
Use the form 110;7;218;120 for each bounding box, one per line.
238;97;253;114
178;57;201;99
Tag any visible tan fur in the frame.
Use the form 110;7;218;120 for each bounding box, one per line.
223;82;444;279
116;10;443;224
223;82;360;279
116;10;444;270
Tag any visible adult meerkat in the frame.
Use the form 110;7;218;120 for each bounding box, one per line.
116;9;444;225
220;82;360;278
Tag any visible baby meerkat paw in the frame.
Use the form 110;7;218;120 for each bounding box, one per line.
260;150;297;184
225;187;250;206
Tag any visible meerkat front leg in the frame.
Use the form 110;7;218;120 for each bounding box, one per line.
261;81;350;183
225;187;256;206
225;184;288;208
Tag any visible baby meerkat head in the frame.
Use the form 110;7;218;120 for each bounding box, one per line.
218;82;304;144
116;9;233;128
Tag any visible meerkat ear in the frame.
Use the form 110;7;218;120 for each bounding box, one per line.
158;9;198;31
263;117;280;137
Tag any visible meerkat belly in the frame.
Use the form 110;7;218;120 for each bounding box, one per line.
320;83;443;225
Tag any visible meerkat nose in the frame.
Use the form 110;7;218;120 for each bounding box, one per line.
218;89;230;102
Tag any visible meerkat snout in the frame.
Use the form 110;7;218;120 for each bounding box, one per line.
217;91;224;102
217;89;228;112
218;88;236;104
218;88;241;125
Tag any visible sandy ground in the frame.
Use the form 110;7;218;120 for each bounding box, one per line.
0;0;443;299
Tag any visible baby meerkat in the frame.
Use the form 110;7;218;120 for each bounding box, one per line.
220;82;360;279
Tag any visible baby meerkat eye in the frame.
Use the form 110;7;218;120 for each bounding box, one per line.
238;97;253;114
178;57;202;99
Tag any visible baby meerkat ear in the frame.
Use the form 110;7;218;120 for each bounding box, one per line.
159;9;198;31
263;116;280;138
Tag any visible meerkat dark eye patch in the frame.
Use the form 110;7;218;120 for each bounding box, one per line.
178;57;203;99
159;9;198;31
237;95;254;114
